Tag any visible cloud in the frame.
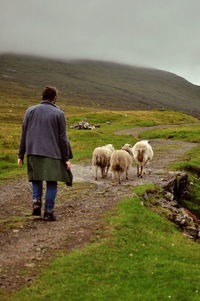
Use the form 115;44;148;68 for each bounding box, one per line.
1;0;200;84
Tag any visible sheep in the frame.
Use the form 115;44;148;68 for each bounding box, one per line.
132;140;153;178
110;144;133;184
92;144;114;180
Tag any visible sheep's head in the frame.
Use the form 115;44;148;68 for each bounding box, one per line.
105;144;115;152
121;144;133;156
122;143;132;148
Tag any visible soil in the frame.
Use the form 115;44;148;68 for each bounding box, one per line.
0;124;199;293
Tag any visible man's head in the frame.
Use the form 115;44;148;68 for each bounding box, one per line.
42;86;58;102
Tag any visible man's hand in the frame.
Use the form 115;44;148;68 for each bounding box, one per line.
66;160;71;169
18;158;23;167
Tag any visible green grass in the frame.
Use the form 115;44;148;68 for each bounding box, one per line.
171;145;200;174
7;186;200;301
1;55;200;300
1;103;198;179
140;125;200;142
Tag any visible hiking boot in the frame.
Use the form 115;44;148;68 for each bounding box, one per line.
43;211;56;221
32;199;42;216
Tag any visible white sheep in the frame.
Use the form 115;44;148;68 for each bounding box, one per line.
110;144;133;184
92;144;114;180
132;140;153;178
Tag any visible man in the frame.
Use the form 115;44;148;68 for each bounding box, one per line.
18;86;73;221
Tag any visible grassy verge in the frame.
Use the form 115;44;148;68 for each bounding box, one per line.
6;185;200;301
171;146;200;218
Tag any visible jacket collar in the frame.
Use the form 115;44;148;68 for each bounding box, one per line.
41;100;58;108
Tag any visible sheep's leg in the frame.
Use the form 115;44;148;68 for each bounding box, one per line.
126;168;129;180
144;159;150;175
101;167;104;178
118;172;121;184
95;166;98;180
137;165;140;177
105;165;109;177
112;171;116;185
140;166;143;178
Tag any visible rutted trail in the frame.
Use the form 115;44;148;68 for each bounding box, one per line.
0;124;199;292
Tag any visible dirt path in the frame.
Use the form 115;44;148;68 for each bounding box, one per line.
0;125;199;292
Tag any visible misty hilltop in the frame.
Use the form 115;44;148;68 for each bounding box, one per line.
0;54;200;117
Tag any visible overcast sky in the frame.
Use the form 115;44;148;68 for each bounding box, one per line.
1;0;200;85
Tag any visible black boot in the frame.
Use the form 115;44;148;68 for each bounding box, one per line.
43;210;56;221
32;199;42;216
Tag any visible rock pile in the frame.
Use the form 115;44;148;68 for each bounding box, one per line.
70;119;100;130
144;172;200;242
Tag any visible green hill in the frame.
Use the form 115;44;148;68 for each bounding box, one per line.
0;53;200;117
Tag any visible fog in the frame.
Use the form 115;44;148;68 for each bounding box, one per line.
1;0;200;85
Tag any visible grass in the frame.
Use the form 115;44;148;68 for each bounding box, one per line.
1;100;198;180
1;53;200;116
6;185;200;301
140;125;200;142
139;127;200;218
139;125;200;175
1;55;200;300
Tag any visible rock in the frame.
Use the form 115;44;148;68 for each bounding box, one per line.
184;226;200;240
164;172;190;200
24;263;36;268
143;191;148;201
165;192;174;201
70;119;100;130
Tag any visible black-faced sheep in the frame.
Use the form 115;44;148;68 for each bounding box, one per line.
110;144;133;184
132;140;153;178
92;144;114;180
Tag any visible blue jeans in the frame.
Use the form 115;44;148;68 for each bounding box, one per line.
32;181;57;212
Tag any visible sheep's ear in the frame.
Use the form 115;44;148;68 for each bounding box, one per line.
148;140;151;144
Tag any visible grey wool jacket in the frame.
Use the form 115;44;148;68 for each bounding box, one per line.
18;101;73;162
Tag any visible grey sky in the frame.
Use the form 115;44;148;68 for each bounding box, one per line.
1;0;200;85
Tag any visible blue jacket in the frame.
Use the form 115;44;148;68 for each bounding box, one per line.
18;101;73;161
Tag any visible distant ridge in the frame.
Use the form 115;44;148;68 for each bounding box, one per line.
0;54;200;117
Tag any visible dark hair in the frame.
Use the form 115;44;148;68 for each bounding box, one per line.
42;86;57;101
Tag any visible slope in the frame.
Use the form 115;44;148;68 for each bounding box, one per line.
0;54;200;117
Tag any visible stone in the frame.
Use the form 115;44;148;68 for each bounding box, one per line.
165;192;174;201
164;173;190;200
70;119;100;130
24;263;36;268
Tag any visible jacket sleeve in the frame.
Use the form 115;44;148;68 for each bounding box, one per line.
18;111;29;161
58;112;73;161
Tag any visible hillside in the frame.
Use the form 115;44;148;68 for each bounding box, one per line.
0;54;200;117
